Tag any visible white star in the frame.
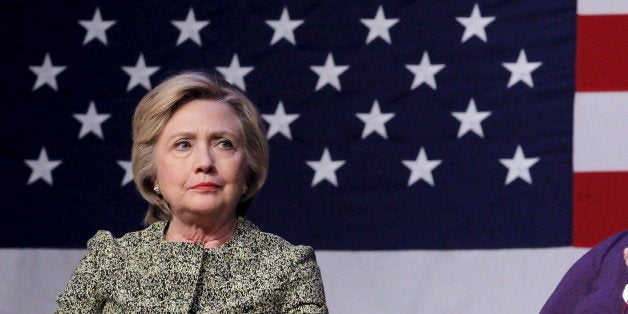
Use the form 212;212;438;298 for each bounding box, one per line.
262;101;299;140
360;6;399;44
455;4;495;43
29;53;66;91
117;160;133;186
451;98;491;138
265;7;303;45
24;147;62;186
306;148;346;187
499;145;540;185
405;51;445;90
216;54;254;90
310;53;349;91
78;7;116;45
402;147;442;186
73;101;111;140
355;100;395;139
502;49;542;88
122;54;160;91
172;8;209;46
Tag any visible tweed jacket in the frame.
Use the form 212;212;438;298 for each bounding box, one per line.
56;217;328;313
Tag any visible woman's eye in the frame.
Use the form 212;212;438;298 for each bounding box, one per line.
217;139;234;149
174;141;191;150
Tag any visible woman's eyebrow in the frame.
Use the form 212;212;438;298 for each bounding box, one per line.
166;131;196;141
209;130;240;138
166;130;240;141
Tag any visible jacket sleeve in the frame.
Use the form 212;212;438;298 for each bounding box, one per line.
281;246;329;314
539;246;598;313
55;230;118;314
540;231;627;313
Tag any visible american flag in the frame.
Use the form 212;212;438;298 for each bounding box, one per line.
1;0;627;313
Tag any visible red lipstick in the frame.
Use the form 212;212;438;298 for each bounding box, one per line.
191;182;220;191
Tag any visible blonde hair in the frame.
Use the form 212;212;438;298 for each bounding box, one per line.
131;71;268;223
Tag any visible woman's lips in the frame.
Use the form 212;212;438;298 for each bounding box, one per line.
190;182;220;191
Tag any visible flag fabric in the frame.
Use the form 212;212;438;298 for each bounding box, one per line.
0;1;626;313
573;0;628;247
2;0;577;249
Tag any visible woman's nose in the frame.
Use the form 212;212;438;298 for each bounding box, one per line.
195;147;214;173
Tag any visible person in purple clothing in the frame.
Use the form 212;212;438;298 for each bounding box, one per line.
541;230;628;313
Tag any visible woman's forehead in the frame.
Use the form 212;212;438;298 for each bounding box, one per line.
163;99;243;134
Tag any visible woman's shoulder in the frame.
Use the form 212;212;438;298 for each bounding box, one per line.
594;230;628;268
590;229;628;261
237;218;316;261
81;230;120;264
603;229;628;246
85;221;167;253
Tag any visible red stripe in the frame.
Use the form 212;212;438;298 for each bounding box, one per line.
576;15;628;91
573;172;628;247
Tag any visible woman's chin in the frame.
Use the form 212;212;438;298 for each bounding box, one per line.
174;202;234;218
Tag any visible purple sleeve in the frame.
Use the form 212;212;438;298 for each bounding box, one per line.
540;230;628;314
540;245;598;313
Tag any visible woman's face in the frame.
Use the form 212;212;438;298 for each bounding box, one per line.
155;99;248;220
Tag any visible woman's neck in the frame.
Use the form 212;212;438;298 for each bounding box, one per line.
165;213;238;249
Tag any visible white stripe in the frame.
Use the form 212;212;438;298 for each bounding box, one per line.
317;249;585;314
0;248;585;314
0;249;84;314
574;92;628;172
578;0;628;15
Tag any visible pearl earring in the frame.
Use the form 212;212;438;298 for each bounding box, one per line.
242;185;248;195
153;183;161;195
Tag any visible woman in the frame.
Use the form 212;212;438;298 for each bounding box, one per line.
540;230;628;313
56;72;328;313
